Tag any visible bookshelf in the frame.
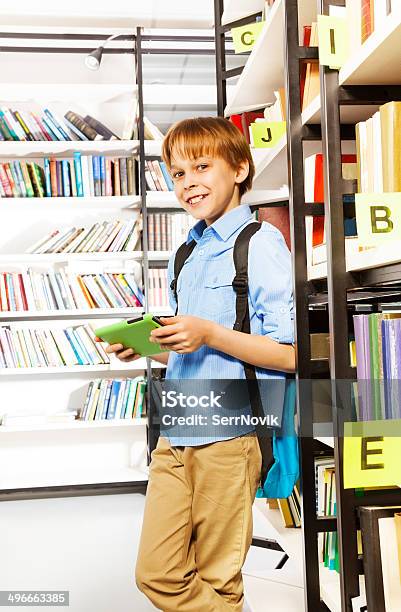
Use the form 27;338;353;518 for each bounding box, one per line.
216;0;401;610
0;30;164;501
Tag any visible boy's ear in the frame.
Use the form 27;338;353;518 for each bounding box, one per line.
235;160;249;185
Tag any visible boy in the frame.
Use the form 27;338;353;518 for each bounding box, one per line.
104;117;295;611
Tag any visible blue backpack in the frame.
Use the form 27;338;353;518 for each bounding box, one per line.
172;221;299;499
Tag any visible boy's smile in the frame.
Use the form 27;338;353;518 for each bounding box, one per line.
170;153;249;226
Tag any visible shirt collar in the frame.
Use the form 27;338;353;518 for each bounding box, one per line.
187;205;253;244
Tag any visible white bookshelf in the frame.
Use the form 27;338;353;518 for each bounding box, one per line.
339;6;401;86
308;241;401;282
221;0;264;26
224;0;284;116
0;36;154;494
0;417;148;433
224;0;317;117
301;95;379;126
0;140;140;157
0;196;142;209
242;187;289;207
0;466;149;491
146;190;180;208
0;360;165;376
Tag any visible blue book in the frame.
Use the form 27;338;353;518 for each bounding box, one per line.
99;155;106;196
6;274;16;310
44;109;69;140
92;155;101;196
160;161;174;191
101;380;113;419
70;328;92;365
73;152;84;197
63;117;89;141
63;329;84;365
42;112;66;141
61;160;71;196
41;116;58;141
13;161;27;197
120;379;132;418
43;158;52;197
124;273;144;305
106;381;122;419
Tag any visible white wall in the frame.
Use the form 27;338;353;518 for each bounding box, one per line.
0;493;158;612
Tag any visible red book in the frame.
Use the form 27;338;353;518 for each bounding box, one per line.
18;274;28;310
361;0;374;43
229;114;244;134
309;153;357;246
0;164;13;196
241;111;265;144
300;25;312;110
258;207;291;250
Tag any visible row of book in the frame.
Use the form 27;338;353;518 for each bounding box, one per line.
145;160;174;191
0;107;118;142
353;310;401;421
80;377;146;421
148;268;170;309
0;270;144;312
27;217;141;254
0;324;108;368
315;458;339;572
0;154;136;198
356;101;401;193
147;213;193;252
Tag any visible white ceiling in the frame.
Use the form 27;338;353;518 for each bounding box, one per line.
0;0;215;29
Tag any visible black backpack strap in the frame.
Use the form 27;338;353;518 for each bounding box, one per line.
233;222;274;487
170;240;196;315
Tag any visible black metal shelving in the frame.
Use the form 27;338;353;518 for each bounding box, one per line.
215;0;401;610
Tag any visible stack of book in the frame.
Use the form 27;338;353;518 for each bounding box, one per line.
356;101;401;193
148;268;170;309
276;483;301;528
147;212;193;251
0;154;136;198
0;269;144;312
143;116;164;141
80;377;146;421
0;107;119;142
0;323;109;368
26;217;141;254
145;160;174;191
353;310;401;421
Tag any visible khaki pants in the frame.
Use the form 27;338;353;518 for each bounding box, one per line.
135;433;262;612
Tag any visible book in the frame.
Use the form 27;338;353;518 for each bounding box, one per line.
64;111;103;141
83;115;119;140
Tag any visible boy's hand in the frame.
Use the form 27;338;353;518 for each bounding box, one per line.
149;316;214;353
94;337;141;363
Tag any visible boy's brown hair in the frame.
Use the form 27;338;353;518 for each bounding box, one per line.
161;116;255;198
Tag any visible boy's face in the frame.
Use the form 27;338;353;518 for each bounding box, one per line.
169;151;249;226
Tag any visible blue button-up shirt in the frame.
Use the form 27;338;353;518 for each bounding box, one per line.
162;204;294;446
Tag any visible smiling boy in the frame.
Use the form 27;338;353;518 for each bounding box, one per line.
104;117;295;611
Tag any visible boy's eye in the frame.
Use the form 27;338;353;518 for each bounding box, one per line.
172;171;183;179
197;164;208;170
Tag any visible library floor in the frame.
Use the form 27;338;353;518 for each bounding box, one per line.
0;493;304;612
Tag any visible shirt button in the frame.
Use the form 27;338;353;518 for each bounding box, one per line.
280;307;286;313
198;249;204;255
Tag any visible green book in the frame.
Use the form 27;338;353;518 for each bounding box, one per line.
369;313;382;420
